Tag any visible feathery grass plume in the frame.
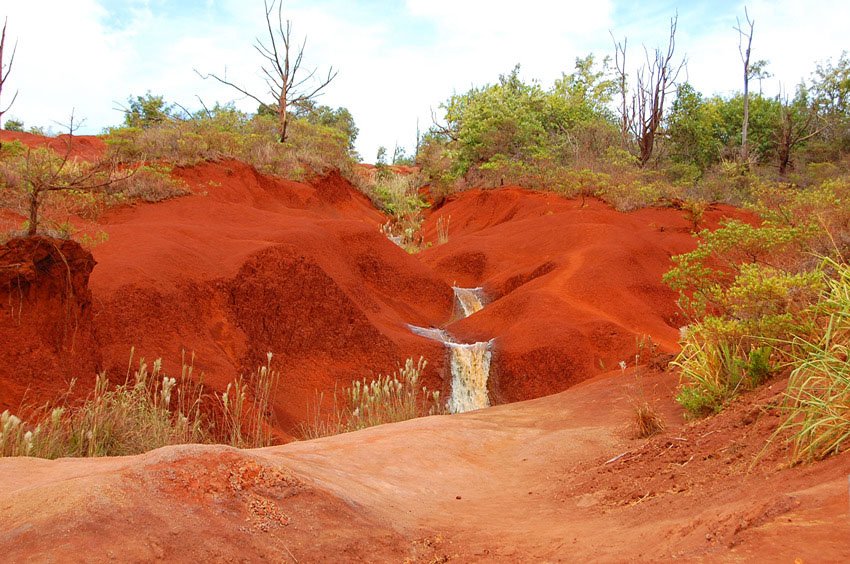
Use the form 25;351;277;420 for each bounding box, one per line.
219;352;279;448
0;349;281;459
300;357;444;439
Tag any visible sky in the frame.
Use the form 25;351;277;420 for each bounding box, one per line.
3;0;849;162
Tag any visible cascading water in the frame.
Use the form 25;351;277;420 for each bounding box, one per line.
447;340;492;413
408;287;493;414
453;286;485;317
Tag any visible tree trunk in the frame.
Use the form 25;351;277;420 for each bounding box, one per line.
28;192;38;237
777;110;794;176
742;72;750;163
738;11;754;165
278;91;288;143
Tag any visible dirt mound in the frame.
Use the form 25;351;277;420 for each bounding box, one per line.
39;160;454;433
419;188;755;403
0;168;755;431
0;130;107;161
1;369;846;561
0;237;99;412
0;445;417;562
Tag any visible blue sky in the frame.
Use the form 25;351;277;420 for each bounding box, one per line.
4;1;849;162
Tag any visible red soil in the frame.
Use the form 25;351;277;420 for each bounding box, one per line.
0;161;758;433
0;130;107;161
1;160;452;434
1;156;847;560
0;237;99;412
419;187;754;403
1;368;846;561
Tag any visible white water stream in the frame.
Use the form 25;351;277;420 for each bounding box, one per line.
408;286;493;413
453;286;485;317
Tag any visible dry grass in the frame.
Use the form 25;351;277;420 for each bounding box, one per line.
632;402;666;439
778;259;850;462
104;113;353;182
300;357;445;439
0;349;279;459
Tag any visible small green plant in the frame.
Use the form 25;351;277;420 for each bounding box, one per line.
674;330;777;417
778;258;850;462
370;172;429;252
682;199;708;232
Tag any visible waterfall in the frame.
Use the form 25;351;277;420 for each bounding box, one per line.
453;286;485;317
447;341;492;413
407;287;492;414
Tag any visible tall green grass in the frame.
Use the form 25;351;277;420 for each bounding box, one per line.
779;259;850;462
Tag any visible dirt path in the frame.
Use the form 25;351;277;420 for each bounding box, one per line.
2;369;847;562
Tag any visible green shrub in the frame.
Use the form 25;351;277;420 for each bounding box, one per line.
3;119;24;132
666;213;828;417
370;172;429;252
779;259;850;462
104;112;354;181
664;220;815;320
674;324;777;416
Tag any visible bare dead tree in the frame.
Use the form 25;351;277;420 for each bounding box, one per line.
628;15;685;167
429;107;459;142
736;8;755;164
1;17;19;142
610;32;630;147
13;112;139;236
776;88;825;176
196;0;337;143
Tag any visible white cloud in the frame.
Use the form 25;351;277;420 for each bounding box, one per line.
3;0;850;162
3;1;131;132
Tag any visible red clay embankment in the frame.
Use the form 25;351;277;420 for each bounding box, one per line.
419;187;754;403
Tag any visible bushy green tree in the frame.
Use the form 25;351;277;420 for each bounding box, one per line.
667;83;724;170
122;92;176;129
2;117;22;132
810;52;850;156
293;101;358;153
438;58;617;179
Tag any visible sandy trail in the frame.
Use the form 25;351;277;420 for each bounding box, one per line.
1;369;847;562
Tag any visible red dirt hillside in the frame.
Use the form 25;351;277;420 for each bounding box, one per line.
1;154;847;560
419;188;755;403
0;130;107;161
0;159;454;434
0;157;756;434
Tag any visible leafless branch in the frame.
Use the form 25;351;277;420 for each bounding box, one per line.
1;17;19;129
429;107;458;142
735;7;755;163
20;110;143;237
197;0;337;142
621;14;685;166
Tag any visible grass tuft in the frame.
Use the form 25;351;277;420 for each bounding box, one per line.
632;402;666;438
778;258;850;462
0;349;279;459
300;357;444;439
